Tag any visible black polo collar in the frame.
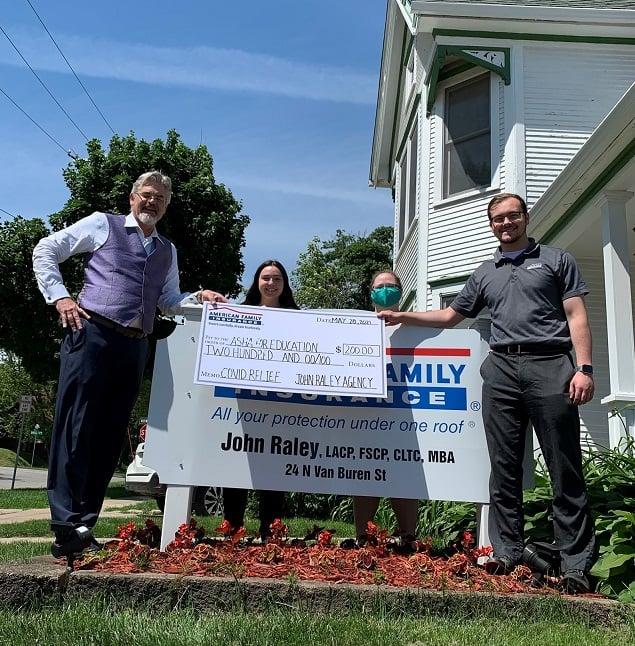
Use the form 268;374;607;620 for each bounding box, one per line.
493;238;540;266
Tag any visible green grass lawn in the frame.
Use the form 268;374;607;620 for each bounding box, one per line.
0;601;632;646
0;514;355;540
0;447;33;468
0;484;133;510
0;541;50;563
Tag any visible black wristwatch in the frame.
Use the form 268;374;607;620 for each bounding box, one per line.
576;365;593;376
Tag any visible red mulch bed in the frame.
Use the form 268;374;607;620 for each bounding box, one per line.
73;519;570;595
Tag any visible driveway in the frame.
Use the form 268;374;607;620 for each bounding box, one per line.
0;467;124;489
0;466;48;489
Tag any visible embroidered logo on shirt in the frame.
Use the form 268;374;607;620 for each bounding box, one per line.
525;263;542;270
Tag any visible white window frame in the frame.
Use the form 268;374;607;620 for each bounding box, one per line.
431;69;501;208
429;281;490;331
395;118;419;251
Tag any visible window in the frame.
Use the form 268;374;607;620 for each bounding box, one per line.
407;121;418;229
397;121;418;248
440;293;458;309
443;74;491;198
398;156;407;247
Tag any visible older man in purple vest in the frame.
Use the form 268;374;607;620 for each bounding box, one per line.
33;170;226;557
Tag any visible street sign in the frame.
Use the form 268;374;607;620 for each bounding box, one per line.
19;395;34;414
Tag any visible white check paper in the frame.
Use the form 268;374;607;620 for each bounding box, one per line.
194;304;386;397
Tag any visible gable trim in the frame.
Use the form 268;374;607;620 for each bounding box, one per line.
426;45;510;114
433;28;635;46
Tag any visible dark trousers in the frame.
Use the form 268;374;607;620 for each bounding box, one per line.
223;487;285;537
47;319;148;534
481;351;595;572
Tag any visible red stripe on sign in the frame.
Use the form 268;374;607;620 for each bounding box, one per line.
386;347;471;357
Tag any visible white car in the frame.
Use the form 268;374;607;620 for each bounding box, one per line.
125;423;224;516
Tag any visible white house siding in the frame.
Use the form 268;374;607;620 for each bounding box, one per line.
395;106;421;307
427;198;497;280
497;77;506;192
576;258;611;448
423;75;507;309
396;226;419;307
524;44;635;207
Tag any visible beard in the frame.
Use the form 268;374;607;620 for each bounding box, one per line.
135;211;162;228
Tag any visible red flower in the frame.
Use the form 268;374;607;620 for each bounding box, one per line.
269;518;288;542
365;521;378;538
356;548;377;570
231;527;247;545
216;520;233;536
317;530;333;547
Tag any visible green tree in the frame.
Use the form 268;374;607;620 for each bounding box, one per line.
0;130;249;380
0;353;55;443
0;217;58;381
293;226;394;310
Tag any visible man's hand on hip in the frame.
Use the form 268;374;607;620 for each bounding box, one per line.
55;297;91;331
568;372;594;406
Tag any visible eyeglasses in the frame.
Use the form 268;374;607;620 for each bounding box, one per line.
135;191;166;205
490;211;525;226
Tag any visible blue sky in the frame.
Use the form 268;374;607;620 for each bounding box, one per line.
0;0;393;286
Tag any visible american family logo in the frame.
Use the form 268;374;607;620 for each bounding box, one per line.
208;306;263;326
214;346;470;411
525;263;543;270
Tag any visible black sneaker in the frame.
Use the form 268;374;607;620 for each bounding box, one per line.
50;526;94;558
485;555;517;575
562;569;591;594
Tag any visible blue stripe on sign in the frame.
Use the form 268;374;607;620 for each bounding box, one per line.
214;386;467;410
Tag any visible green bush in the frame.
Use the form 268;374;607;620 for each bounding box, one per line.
242;491;343;521
524;440;635;602
330;496;476;552
328;441;635;600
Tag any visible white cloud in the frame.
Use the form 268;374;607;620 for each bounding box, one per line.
0;26;377;105
227;174;384;205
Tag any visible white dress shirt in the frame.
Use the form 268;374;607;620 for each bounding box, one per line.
33;212;197;326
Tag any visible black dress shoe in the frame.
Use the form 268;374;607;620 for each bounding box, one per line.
50;526;94;558
562;569;591;594
83;537;104;553
485;555;517;575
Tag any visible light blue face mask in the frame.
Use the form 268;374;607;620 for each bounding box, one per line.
370;284;402;308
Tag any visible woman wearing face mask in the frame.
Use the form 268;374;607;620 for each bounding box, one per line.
222;260;299;540
352;270;418;543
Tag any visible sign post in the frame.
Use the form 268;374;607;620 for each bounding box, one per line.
11;395;33;490
31;423;41;467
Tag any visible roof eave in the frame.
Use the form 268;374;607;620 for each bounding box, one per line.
411;1;635;38
370;2;407;188
529;83;635;242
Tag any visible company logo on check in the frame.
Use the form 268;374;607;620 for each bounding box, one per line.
208;307;263;326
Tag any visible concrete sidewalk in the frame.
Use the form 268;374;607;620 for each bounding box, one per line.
0;498;149;525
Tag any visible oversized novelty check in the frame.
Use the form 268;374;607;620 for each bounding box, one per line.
194;303;386;397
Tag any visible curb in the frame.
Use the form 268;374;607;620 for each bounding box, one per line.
0;557;632;626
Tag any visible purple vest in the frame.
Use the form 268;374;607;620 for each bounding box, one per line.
78;214;173;334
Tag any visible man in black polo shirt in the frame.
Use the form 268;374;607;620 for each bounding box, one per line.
378;193;595;593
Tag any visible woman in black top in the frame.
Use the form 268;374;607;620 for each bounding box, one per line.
222;260;299;539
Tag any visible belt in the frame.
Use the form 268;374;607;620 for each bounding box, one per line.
492;344;570;355
86;311;147;339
